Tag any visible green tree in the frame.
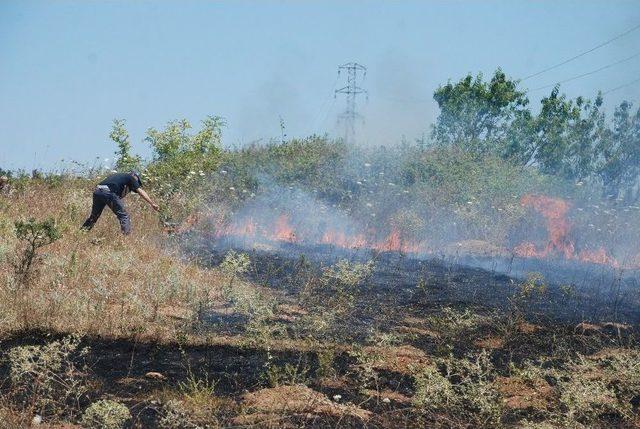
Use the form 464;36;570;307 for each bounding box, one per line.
432;69;530;158
533;88;606;180
598;100;640;201
110;119;141;171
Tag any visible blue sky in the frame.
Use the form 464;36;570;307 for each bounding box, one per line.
1;0;639;171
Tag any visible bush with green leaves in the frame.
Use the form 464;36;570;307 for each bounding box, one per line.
13;217;61;283
80;400;131;429
144;117;225;214
107;116;225;223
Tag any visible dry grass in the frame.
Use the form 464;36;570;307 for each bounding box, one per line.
0;179;225;340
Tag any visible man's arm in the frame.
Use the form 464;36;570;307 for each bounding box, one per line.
136;188;160;212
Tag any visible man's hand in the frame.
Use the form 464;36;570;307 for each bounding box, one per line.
137;188;160;212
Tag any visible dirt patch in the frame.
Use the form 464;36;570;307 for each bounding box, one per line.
474;336;505;349
495;376;554;411
235;384;372;425
518;321;542;334
365;345;430;374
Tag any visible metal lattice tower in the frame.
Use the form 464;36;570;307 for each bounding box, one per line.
335;62;367;144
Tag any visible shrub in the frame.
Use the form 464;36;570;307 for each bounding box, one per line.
80;400;131;429
413;364;456;411
7;336;90;418
412;352;504;428
319;259;374;312
13;217;61;284
556;351;640;425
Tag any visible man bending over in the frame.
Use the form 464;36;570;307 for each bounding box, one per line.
81;171;159;235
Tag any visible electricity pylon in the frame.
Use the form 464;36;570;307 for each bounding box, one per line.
335;62;367;145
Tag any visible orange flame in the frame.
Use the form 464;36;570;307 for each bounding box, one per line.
372;228;424;253
578;247;618;267
321;229;367;249
518;195;574;258
515;194;619;267
215;214;427;254
273;214;297;243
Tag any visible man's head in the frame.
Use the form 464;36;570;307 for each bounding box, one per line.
130;170;142;187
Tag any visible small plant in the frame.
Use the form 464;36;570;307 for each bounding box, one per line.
7;335;90;418
518;272;547;299
80;400;131;429
509;272;547;317
316;348;337;379
413;364;456;411
263;361;310;388
426;306;490;353
110;119;141;171
412;351;504;428
350;346;382;395
158;400;197;429
262;350;310;388
178;373;217;403
13;217;61;284
219;250;251;292
367;330;404;347
318;259;374;313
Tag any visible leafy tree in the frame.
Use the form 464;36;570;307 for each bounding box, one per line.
432;69;530;158
598;100;640;201
110;119;141;171
533;88;606;180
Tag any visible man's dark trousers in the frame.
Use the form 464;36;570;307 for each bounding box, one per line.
81;189;131;234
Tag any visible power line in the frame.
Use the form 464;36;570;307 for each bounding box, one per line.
317;97;337;131
530;51;640;91
522;22;640;81
310;74;341;133
603;76;640;95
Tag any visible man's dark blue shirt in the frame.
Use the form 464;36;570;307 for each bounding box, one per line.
99;173;141;198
